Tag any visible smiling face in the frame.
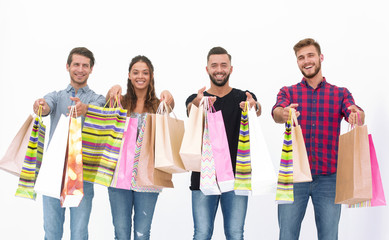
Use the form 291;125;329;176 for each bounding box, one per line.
206;54;233;87
128;61;151;90
66;54;93;88
296;45;323;80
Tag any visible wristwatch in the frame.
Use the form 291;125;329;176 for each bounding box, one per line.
255;102;260;112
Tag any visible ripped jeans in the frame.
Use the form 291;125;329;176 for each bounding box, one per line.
108;187;159;240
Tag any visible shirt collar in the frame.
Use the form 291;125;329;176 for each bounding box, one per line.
66;84;90;93
301;77;327;89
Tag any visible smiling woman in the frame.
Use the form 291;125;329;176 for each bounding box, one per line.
104;55;175;240
0;0;388;239
129;62;151;89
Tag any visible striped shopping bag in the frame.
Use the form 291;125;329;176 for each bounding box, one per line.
275;114;294;203
15;107;46;200
234;102;252;196
82;104;127;186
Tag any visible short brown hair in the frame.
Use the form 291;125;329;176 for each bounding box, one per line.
67;47;95;67
293;38;321;56
207;46;232;62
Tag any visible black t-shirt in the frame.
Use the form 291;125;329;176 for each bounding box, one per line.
185;88;257;190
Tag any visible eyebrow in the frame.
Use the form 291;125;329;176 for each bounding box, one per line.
210;62;228;65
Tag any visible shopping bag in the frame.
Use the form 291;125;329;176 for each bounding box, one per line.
35;114;69;199
15;107;46;200
275;111;294;204
234;102;252;196
110;117;138;190
335;123;372;205
134;114;172;189
248;106;277;196
348;134;386;208
207;99;235;193
179;103;203;172
82;100;127;186
368;134;386;206
200;103;221;195
290;109;312;183
154;101;186;173
0;114;34;176
135;114;155;187
60;106;84;207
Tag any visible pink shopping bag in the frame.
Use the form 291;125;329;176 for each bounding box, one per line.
348;134;386;208
369;134;386;206
110;117;138;190
207;101;234;193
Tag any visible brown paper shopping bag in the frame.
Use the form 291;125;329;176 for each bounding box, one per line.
179;104;203;172
0;115;35;176
335;124;372;204
137;114;173;188
290;109;312;183
154;102;186;173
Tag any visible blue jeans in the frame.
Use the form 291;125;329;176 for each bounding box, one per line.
192;190;248;240
278;174;341;240
108;187;159;240
43;181;94;240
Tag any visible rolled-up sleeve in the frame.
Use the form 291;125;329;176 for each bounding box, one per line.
341;87;362;120
271;86;291;116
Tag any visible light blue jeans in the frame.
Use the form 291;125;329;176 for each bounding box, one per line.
108;187;159;240
43;181;94;240
278;174;341;240
192;190;248;240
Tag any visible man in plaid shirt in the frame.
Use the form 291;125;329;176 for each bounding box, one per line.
272;38;365;240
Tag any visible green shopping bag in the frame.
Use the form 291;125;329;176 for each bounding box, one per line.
275;110;294;203
15;106;46;200
82;99;127;186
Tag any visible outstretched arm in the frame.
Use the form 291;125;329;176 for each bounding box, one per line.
272;103;300;123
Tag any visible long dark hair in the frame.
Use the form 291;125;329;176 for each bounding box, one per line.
122;55;159;113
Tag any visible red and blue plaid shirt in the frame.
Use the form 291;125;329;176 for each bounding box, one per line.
272;77;360;175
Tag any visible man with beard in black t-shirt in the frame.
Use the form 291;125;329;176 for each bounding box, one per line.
185;46;262;240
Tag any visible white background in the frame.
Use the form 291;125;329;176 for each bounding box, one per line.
1;0;388;239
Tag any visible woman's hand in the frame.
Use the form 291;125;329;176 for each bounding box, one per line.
106;85;122;101
160;90;175;109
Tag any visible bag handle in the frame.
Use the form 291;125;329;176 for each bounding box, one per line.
199;96;208;111
289;108;299;127
348;111;363;131
243;101;249;113
157;100;178;119
203;97;216;113
69;105;78;118
37;105;43;121
104;95;122;109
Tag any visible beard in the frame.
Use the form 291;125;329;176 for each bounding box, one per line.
209;73;230;87
301;61;321;79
